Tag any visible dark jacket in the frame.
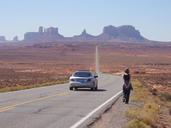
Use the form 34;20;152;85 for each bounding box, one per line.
123;73;130;84
123;73;133;91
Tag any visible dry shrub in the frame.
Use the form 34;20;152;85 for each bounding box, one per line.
126;79;160;127
141;102;159;125
126;102;159;126
0;78;68;92
159;92;171;102
133;70;146;74
126;119;151;128
131;79;148;102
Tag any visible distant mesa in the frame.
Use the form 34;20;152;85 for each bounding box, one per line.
13;36;19;42
24;25;147;42
97;25;146;42
73;29;95;41
24;26;64;42
0;36;6;42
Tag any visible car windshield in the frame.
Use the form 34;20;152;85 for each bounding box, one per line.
74;72;92;77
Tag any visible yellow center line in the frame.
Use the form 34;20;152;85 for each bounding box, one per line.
0;92;69;113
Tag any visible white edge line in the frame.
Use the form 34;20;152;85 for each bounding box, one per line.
70;90;123;128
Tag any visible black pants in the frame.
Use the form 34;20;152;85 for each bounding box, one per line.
123;88;131;104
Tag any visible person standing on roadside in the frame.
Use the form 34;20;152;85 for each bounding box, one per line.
123;68;133;104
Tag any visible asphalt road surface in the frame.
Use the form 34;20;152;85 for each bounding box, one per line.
0;74;123;128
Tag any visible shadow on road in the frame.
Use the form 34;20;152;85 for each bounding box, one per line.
74;88;107;92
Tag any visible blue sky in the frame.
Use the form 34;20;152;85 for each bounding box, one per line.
0;0;171;41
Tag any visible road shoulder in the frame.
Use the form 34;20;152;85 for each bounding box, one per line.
89;96;132;128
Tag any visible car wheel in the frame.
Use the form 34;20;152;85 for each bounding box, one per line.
95;86;98;91
69;87;73;90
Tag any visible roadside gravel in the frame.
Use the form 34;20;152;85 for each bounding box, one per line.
89;96;133;128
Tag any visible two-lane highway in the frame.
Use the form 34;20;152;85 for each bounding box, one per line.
0;74;123;128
